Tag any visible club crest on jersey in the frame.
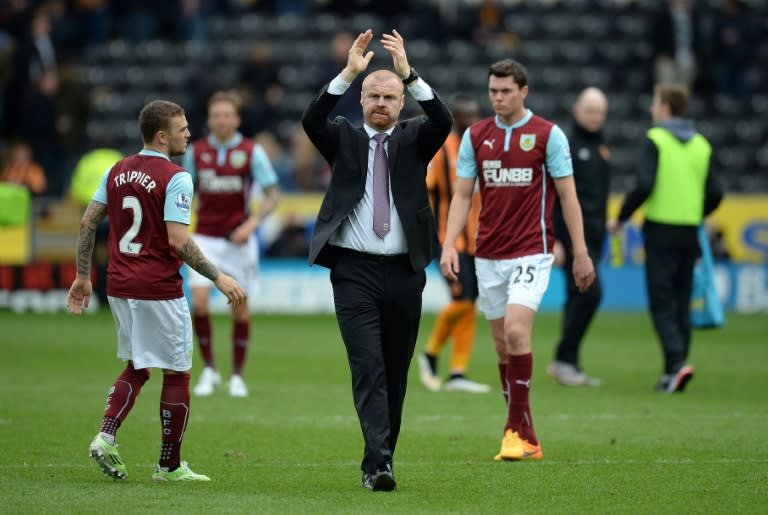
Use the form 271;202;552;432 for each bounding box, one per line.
175;192;191;212
201;152;212;163
520;134;536;152
229;150;247;169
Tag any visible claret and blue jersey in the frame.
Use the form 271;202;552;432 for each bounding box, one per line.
182;132;278;238
93;149;193;300
457;109;573;260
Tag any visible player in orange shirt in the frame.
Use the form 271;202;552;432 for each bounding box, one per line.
417;94;490;393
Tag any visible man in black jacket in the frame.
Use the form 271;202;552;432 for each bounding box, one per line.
548;87;610;387
301;29;452;491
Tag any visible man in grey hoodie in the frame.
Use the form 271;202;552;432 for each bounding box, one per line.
607;84;722;393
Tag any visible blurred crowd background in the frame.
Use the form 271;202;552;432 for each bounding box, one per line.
0;0;765;263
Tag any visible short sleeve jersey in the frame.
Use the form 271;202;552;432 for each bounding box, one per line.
457;111;573;259
93;150;193;300
183;133;277;237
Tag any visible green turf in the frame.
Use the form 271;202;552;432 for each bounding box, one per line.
0;310;766;514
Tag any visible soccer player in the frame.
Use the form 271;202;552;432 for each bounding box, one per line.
66;100;246;481
440;59;595;461
183;91;280;398
418;93;490;393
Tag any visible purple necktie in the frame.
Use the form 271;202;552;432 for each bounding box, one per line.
372;133;390;238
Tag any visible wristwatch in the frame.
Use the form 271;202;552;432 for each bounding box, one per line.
402;68;419;85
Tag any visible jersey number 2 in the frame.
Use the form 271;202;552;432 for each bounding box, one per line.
119;196;143;255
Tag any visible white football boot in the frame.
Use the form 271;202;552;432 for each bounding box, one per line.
228;374;248;397
193;367;221;396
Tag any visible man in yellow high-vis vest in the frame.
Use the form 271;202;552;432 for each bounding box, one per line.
607;84;722;393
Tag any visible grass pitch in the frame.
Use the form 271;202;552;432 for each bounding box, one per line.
0;310;766;514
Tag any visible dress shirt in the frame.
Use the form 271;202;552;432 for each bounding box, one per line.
326;73;436;255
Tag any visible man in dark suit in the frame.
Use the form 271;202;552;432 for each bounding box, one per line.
301;29;452;492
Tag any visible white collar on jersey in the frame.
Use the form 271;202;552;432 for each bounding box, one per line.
495;109;533;130
138;149;170;161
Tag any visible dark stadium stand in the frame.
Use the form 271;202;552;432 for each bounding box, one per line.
75;0;767;192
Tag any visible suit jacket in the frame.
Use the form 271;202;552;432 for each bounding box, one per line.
302;83;453;272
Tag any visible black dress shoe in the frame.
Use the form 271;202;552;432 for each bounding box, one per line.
371;463;396;492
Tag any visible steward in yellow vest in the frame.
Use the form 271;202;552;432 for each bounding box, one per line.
607;84;723;393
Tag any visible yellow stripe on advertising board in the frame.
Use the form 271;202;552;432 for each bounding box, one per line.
608;194;768;263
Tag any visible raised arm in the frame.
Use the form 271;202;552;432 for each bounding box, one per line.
381;29;452;156
302;30;375;158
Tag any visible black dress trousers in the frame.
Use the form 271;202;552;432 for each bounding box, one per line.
329;248;426;474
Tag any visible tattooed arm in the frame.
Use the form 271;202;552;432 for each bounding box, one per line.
77;201;108;275
67;201;107;314
166;221;247;306
166;221;219;280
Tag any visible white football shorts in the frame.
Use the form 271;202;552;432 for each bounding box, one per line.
185;233;258;290
475;253;555;319
108;296;193;371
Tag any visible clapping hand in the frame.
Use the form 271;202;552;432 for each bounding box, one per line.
380;30;411;80
341;29;374;81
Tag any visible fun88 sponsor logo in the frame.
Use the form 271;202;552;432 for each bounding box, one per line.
482;162;533;187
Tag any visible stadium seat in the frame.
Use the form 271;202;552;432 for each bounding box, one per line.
697;121;729;147
734;120;765;144
424;66;461;92
576;13;611;38
178;40;215;62
134;40;172;64
595;44;630;66
519;40;556;63
541;13;581;39
715;147;752;171
445;39;479;64
208;15;233;39
278;65;325;89
310;13;344;38
577;66;612;90
503;13;540;40
527;92;558;118
349;13;384;35
558;40;595;65
614;14;648;39
607;94;634;118
406;39;437;62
